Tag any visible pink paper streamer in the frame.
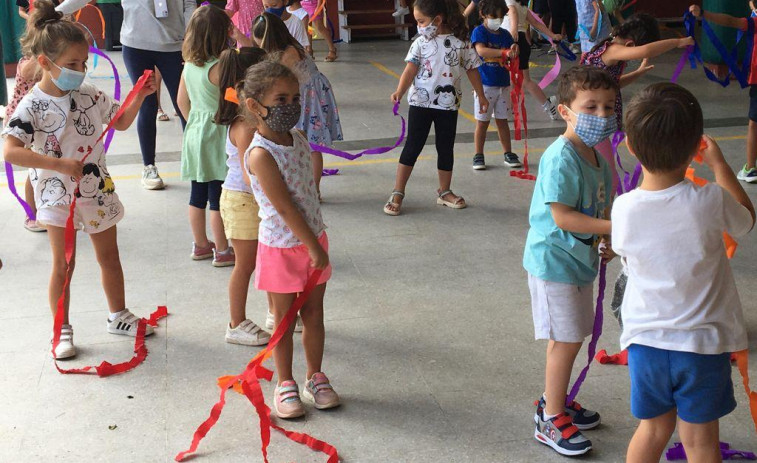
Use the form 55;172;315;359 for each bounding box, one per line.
530;11;563;89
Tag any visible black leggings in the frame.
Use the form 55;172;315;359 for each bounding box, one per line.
399;106;458;172
189;180;223;211
548;0;577;42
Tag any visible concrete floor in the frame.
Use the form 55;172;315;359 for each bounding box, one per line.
1;39;756;463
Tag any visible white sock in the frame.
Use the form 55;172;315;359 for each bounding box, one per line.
108;309;128;322
543;411;559;421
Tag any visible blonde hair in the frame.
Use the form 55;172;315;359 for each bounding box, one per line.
20;0;87;60
182;5;232;66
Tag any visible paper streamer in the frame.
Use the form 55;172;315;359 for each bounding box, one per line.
3;163;36;220
530;11;576;90
55;0;91;15
666;442;756;461
595;348;628;365
503;55;535;181
734;350;757;434
175;269;339;463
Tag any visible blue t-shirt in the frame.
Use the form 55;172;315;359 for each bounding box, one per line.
523;136;613;285
471;25;514;88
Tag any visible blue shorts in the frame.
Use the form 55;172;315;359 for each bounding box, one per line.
627;344;736;424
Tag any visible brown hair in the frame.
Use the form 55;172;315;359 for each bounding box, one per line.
239;60;299;116
182;5;232;66
20;0;87;60
413;0;469;41
478;0;508;19
557;65;619;106
215;47;268;125
251;13;306;59
590;13;661;54
625;82;703;173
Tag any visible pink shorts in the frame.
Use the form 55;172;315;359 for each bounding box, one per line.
255;232;332;293
301;0;321;19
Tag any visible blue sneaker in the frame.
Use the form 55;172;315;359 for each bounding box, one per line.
737;165;757;183
535;396;601;431
534;410;592;456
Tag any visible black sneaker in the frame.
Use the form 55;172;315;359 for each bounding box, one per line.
472;153;486;170
504;152;522;168
536;396;601;431
534;410;592;456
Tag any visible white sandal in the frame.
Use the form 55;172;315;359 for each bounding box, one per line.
436;189;466;209
383;190;405;216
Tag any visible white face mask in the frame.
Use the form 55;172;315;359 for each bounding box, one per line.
486;18;503;31
418;16;439;39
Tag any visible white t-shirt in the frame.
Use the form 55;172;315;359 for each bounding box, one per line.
287;6;308;20
404;34;481;111
612;180;753;355
284;14;310;49
503;0;528;34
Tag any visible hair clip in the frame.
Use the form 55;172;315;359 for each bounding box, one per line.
225;87;240;104
235;47;240;54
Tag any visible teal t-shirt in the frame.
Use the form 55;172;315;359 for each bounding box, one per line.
523;136;613;285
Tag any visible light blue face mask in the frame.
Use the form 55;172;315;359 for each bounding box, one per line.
48;59;86;92
565;106;617;147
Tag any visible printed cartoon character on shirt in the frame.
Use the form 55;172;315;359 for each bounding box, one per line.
75;161;121;220
433;84;460;109
39;177;71;206
70;92;98;137
443;37;463;66
418;38;439;81
409;88;431;107
26;99;67;158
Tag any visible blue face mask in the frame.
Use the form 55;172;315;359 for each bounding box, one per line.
565;107;617;147
265;6;287;17
48;59;86;92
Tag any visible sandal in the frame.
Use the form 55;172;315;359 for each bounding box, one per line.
157;110;170;122
383;190;404;216
324;50;337;62
436;189;466;209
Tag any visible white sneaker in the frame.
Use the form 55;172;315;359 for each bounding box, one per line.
266;310;303;333
142;165;165;190
225;319;271;346
107;310;155;337
392;6;409;17
545;96;560;121
51;324;76;359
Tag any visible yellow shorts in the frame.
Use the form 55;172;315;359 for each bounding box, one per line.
220;189;261;241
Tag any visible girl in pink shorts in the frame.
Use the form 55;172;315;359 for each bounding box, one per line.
242;60;340;419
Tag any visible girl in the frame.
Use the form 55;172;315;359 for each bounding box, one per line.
242;60;339;418
301;0;339;61
225;0;264;38
2;0;157;359
384;0;488;216
252;13;343;199
215;47;271;347
287;0;312;57
177;5;235;267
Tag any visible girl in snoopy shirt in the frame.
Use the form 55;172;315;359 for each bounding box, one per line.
384;0;488;216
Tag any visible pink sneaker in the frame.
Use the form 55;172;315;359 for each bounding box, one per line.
212;246;235;267
273;380;305;419
302;372;340;410
191;241;215;260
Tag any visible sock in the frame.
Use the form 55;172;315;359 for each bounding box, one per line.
108;309;127;322
543;411;558;421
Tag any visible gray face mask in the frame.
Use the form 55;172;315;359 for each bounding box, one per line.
261;102;301;133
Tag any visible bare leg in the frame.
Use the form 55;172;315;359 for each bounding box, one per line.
495;118;512;152
544;340;583;416
300;283;326;379
188;205;210;248
229;238;257;327
311;151;323;196
47;225;76;324
474;120;489;153
209;210;228;252
627;410;677;463
385;163;414;212
270;291;297;384
746;120;757;170
437;169;464;205
522;69;548;105
313;17;337;56
89;225;126;313
678;419;722;463
25;176;37;217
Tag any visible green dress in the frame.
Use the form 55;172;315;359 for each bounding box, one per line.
181;59;228;182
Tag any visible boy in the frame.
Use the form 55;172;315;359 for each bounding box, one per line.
470;0;521;170
614;83;754;462
523;66;617;456
690;4;757;183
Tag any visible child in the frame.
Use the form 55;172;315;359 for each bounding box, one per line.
689;4;757;183
215;47;272;347
613;82;755;462
470;0;520;170
225;0;264;38
576;0;612;57
177;5;235;267
262;0;310;50
287;1;312;57
384;0;487;216
2;0;157;359
523;66;617;456
581;13;693;190
242;60;339;418
300;0;338;61
252;13;343;199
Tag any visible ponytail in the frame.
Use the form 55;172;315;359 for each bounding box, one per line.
414;0;469;41
215;47;268;125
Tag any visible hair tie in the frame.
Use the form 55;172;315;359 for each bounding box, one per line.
224;87;239;104
235;48;240;54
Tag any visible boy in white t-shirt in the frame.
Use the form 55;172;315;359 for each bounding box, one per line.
612;82;755;463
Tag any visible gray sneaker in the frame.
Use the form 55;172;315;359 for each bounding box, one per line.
534;410;592;456
472;153;486;170
504;152;522;168
142;164;165;190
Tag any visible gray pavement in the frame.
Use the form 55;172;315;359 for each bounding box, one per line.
1;38;756;463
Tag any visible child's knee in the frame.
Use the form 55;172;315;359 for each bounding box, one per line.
51;257;75;279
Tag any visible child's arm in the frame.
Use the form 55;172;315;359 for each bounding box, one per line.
466;68;489;114
232;25;254;47
112;73;157;130
463;1;476;17
302;14;312;53
589;0;601;40
18;6;28;20
551;203;613;235
3;136;84;181
231;119;255;187
618;58;654;86
526;10;563;42
247;147;329;269
507;7;519;43
752;1;757;15
690;5;747;30
177;73;191;121
390;62;419;103
602;36;694;64
474;43;517;59
702;135;756;226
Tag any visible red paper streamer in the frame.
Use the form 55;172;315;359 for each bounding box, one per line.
503;53;536;181
595;348;628;365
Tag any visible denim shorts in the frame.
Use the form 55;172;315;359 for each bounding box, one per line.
627;344;736;423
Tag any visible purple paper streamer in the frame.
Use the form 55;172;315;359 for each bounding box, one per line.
309;102;405;160
671;46;693;84
4;163;36;220
322;168;339;176
666;442;756;461
89;46;121;153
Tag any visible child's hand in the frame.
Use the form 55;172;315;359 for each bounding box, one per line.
58;158;84;181
509;44;519;58
599;237;617;262
390;91;402;104
138;73;157;98
592;0;599;11
689;5;702;18
478;95;489;114
309;244;329;270
552;33;563;43
678;36;695;48
637;58;654;74
700;135;728;170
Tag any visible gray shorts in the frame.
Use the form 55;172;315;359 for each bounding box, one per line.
528;274;595;343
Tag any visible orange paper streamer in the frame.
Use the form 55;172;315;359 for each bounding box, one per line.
224;87;239;104
733;350;757;434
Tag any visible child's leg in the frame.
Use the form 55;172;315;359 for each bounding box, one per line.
313;19;337;56
311;151;323;194
626;410;677;463
207;181;228;252
300;283;326;378
25;175;37;217
389;106;434;211
747;120;757;171
522;69;548;105
47;225;76;324
270;291;297;384
229;238;257;327
189;180;210;247
678;419;721;463
544;340;583;416
89;225;126;313
494;118;512;153
434;109;459;200
474;120;489;154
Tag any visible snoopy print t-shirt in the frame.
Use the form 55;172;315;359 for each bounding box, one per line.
2;82;122;227
405;33;482;111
